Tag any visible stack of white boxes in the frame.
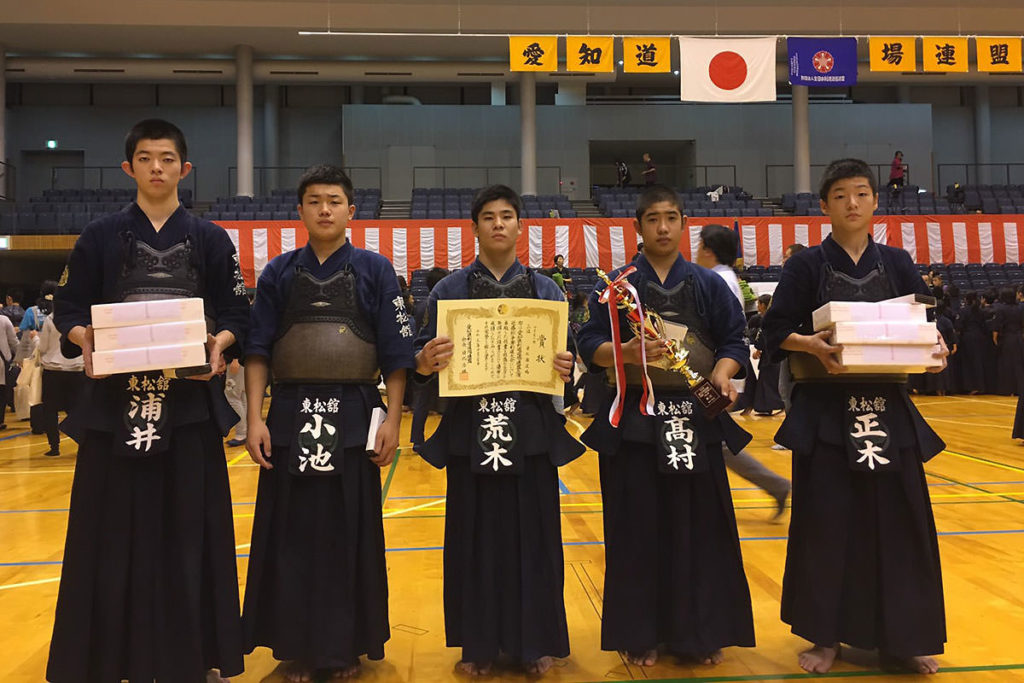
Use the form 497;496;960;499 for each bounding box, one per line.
812;296;942;373
91;298;208;375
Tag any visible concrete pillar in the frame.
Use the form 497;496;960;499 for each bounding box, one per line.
975;85;992;185
263;84;279;194
792;84;811;195
520;72;537;196
0;46;6;199
554;81;586;105
235;44;255;197
897;84;912;104
350;85;364;105
490;81;506;106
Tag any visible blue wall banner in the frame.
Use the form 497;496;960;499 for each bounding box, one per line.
787;37;858;86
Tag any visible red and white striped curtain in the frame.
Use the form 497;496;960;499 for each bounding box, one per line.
219;216;1024;288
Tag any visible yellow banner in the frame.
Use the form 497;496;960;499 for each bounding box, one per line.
869;37;916;72
623;37;672;73
566;36;614;72
923;36;969;72
509;36;558;72
977;37;1022;72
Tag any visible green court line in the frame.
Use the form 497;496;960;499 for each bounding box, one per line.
942;448;1024;475
926;469;1024;506
380;450;401;506
640;662;1024;682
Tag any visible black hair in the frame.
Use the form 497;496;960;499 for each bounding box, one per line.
947;284;960;298
1000;287;1016;305
426;267;449;292
296;164;354;206
124;119;188;164
37;280;58;315
699;223;738;267
785;243;806;256
5;288;23;303
965;291;979;310
635;184;683;222
983;288;998;304
554;254;564;265
819;158;877;200
757;293;772;308
471;184;521;224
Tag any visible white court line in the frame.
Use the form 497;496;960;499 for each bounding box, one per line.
925;417;1010;429
0;576;61;591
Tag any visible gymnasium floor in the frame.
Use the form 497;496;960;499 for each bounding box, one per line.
2;395;1023;682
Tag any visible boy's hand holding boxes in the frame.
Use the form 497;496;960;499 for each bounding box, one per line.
90;298;210;375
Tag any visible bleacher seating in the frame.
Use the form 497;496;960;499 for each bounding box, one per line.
203;188;381;221
592;185;766;218
410;188;575;219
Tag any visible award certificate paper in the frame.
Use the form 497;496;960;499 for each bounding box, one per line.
436;297;568;397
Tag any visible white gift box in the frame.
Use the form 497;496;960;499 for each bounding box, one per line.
835;343;941;373
91;298;205;329
831;321;938;346
93;320;208;352
92;342;206;375
812;300;927;331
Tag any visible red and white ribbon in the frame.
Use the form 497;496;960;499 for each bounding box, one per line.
598;266;657;427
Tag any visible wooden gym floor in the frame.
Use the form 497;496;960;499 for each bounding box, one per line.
2;394;1024;682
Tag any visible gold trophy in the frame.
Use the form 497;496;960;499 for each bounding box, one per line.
597;269;731;417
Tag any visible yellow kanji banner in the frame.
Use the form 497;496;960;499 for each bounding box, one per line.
566;36;614;72
977;37;1022;72
509;36;558;72
923;36;969;72
869;37;916;72
623;37;672;73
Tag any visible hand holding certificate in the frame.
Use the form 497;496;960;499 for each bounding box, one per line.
435;297;568;397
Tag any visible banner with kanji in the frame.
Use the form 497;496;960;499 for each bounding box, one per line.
219;216;1024;287
623;37;672;73
977;37;1022;72
566;36;614;72
922;36;969;72
869;37;917;72
509;36;557;72
787;37;858;87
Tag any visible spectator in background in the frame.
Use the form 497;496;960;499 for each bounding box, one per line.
992;287;1024;396
956;291;992;395
615;159;631;187
641;152;657;186
549;254;571;291
0;313;17;430
889;150;905;193
224;358;247;448
36;286;85;456
1;289;25;328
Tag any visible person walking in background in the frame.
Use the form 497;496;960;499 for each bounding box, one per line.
615;159;631;187
642;153;657;186
0;313;17;430
36;291;85;456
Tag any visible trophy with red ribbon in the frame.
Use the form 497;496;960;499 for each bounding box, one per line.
597;267;731;423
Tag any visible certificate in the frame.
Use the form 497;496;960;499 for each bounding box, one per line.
436;297;568;397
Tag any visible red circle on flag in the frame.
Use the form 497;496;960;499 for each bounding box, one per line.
709;51;748;90
813;50;834;73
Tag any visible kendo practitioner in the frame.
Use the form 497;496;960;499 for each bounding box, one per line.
242;165;413;682
576;185;755;668
414;184;584;677
762;159;949;675
48;119;249;683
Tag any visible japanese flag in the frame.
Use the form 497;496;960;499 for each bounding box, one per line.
679;37;778;102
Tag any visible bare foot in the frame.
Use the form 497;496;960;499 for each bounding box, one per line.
455;660;493;676
326;662;361;679
526;656;555;675
700;650;724;665
798;644;839;673
881;653;940;674
283;662;313;683
206;671;229;683
626;649;658;666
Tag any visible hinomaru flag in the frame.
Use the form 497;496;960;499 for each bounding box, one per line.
923;36;969;72
679;37;777;103
623;37;672;73
509;36;558;72
869;37;917;72
977;37;1022;72
566;36;614;72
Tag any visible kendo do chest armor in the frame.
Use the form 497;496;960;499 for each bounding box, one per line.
789;245;900;382
467;269;536;299
272;266;379;384
117;231;214;331
618;278;717;388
